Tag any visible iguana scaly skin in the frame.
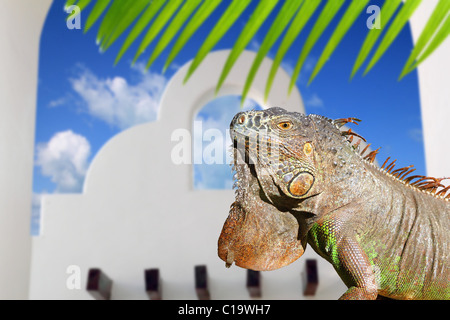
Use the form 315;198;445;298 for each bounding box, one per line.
218;107;449;300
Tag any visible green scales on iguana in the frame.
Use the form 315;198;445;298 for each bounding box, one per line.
218;107;449;300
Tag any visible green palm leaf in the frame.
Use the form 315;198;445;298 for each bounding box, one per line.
114;0;166;65
70;0;450;97
163;0;222;73
409;17;450;70
350;0;401;79
241;0;303;104
64;0;79;9
265;0;320;101
133;0;183;64
288;0;345;94
399;0;450;79
64;0;88;22
98;0;151;52
364;0;422;76
308;0;369;84
96;0;130;46
75;0;92;12
146;0;202;70
183;0;251;84
215;0;279;94
84;0;111;33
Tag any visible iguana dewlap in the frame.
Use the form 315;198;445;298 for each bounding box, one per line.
218;107;449;300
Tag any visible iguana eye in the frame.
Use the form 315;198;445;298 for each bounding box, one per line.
277;121;293;130
237;115;246;124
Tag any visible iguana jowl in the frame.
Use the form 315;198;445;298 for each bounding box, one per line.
218;107;449;300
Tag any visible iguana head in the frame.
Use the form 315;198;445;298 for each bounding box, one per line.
230;107;325;203
218;107;334;271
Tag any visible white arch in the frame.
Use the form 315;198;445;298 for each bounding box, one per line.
29;50;329;300
83;50;304;195
158;49;304;125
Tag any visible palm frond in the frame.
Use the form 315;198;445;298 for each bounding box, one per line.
67;0;450;102
76;0;93;12
98;0;150;52
216;0;279;94
409;16;450;69
163;0;222;73
114;0;166;65
350;0;402;79
84;0;111;34
363;0;423;76
64;0;78;9
240;0;304;104
183;0;251;84
146;0;202;70
288;0;346;93
309;0;369;84
133;0;183;64
265;0;320;101
399;0;450;79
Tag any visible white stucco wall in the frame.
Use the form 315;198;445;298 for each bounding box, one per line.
29;50;347;299
408;0;450;178
0;0;52;299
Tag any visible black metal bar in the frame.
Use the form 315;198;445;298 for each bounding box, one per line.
246;270;261;298
194;265;210;300
302;259;318;296
86;268;113;300
145;268;162;300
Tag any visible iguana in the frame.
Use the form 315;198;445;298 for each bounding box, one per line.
218;107;449;300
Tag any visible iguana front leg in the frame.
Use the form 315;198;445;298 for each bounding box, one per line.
336;236;378;300
309;215;379;300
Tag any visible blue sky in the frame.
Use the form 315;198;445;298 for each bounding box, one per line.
32;0;425;234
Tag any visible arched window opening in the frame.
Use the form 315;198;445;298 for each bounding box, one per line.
193;96;263;190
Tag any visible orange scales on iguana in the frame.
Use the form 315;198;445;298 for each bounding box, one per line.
218;107;449;300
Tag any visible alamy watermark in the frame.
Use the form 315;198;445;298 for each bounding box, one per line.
171;122;281;166
366;5;381;29
171;122;232;165
65;4;381;31
65;5;81;30
66;264;81;289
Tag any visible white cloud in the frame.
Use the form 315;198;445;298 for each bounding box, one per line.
48;97;67;108
70;63;167;130
35;130;91;193
408;128;423;143
305;93;324;108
